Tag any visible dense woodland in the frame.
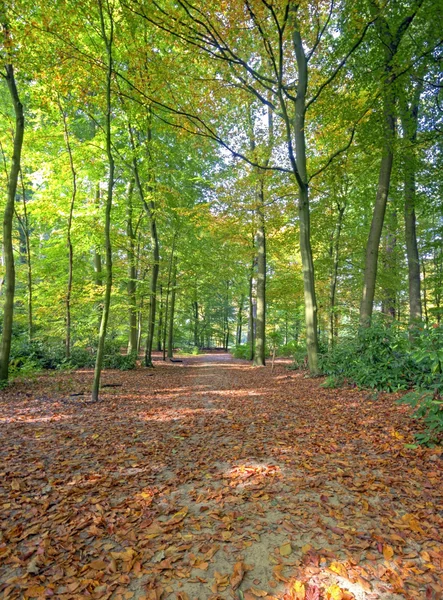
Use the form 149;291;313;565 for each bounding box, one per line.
0;0;442;416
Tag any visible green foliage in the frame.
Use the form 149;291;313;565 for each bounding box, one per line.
320;320;443;445
232;344;251;359
8;335;137;374
398;391;443;446
276;340;300;358
319;318;420;392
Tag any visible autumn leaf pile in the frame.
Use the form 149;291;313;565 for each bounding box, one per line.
0;353;442;600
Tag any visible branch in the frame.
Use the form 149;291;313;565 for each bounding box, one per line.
306;16;375;110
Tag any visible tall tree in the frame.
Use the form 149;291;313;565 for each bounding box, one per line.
0;20;24;382
92;0;115;402
359;0;423;326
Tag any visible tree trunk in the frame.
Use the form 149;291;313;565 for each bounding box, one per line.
360;90;395;326
292;28;319;374
253;196;266;366
381;208;397;319
247;261;255;360
126;179;138;353
93;186;103;286
156;285;163;352
236;294;244;345
400;82;423;325
0;61;24;382
18;171;33;343
128;120;159;368
59;101;77;361
193;299;199;347
167;257;177;358
359;2;421;326
92;3;114;402
328;203;345;348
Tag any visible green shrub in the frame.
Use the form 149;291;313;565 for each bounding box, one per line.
277;340;300;358
232;344;252;359
104;350;137;370
319;318;418;392
398;390;443;446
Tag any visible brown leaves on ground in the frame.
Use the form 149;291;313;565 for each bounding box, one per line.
0;352;442;600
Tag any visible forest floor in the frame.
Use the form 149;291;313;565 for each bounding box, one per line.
0;352;442;600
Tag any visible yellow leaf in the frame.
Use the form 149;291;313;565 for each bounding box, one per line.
279;542;292;556
290;580;305;599
325;584;344;600
329;561;347;578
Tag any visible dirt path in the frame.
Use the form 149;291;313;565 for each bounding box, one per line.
0;353;442;600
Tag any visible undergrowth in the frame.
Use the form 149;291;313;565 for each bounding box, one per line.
319;317;443;445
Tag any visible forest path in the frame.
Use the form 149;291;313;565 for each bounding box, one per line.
0;353;442;600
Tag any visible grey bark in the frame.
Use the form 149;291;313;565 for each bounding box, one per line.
328;202;345;348
247;259;255;360
253;197;266;366
59;101;77;360
0;59;24;382
399;80;423;324
292;27;319;374
92;1;115;402
126;179;138;353
167;257;177;359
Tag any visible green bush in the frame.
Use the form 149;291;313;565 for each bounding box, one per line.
103;350;137;370
232;344;252;359
8;335;137;374
319;318;419;392
277;340;300;358
398;391;443;446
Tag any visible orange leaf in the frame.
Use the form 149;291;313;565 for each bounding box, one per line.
230;561;245;590
249;588;268;597
89;559;107;570
383;545;394;561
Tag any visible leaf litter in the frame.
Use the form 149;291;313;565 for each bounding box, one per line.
0;352;442;600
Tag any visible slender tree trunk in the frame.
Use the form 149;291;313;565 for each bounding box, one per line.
126;179;138;353
360;89;395;325
162;237;176;360
247;261;255;360
137;295;144;353
253;196;266;366
92;2;114;402
93;186;103;286
167;257;177;358
144;217;159;366
19;171;33;343
422;260;429;325
59;101;77;360
128;121;159;368
329;203;345;348
0;60;24;382
381;208;397;319
236;294;244;345
193;300;199;347
156;285;163;352
400;82;423;325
